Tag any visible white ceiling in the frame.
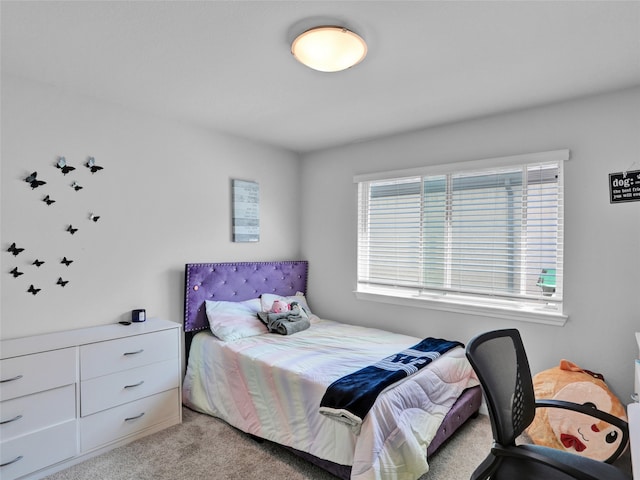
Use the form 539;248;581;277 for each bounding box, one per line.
2;1;640;154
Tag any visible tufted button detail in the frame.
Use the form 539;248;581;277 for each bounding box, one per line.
193;285;199;291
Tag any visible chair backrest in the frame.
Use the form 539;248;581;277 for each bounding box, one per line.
466;329;537;446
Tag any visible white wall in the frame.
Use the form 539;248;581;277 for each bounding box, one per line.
1;75;301;338
300;86;640;402
3;74;638;403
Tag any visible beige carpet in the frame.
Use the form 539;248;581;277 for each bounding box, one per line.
44;407;632;479
44;407;491;480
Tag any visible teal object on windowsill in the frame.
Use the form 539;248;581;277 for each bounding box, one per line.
536;268;556;295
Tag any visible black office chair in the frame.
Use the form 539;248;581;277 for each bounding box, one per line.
465;329;630;480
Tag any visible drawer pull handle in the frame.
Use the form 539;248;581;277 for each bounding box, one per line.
124;380;145;389
123;349;144;356
1;455;24;467
0;374;23;383
0;414;23;425
124;412;145;422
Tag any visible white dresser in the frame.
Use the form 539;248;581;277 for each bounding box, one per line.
0;319;182;480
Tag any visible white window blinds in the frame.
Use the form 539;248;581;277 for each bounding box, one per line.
356;150;567;313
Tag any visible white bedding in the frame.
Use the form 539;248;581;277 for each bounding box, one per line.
182;317;478;480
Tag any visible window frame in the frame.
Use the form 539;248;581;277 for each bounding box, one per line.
354;149;570;326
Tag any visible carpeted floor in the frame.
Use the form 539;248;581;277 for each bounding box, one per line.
44;407;632;479
43;407;491;479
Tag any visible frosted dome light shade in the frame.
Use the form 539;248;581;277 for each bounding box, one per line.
291;26;367;72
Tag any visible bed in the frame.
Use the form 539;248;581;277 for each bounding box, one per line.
182;261;482;480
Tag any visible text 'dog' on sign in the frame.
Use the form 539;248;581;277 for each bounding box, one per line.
609;170;640;204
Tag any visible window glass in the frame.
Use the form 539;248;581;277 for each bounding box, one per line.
357;154;565;315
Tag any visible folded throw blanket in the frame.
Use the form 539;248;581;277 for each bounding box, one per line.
257;304;310;335
319;337;463;434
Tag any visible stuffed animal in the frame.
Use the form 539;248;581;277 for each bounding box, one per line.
525;359;627;462
289;301;309;319
270;300;290;313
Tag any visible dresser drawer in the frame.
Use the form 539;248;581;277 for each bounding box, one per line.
81;359;179;416
0;384;76;442
0;420;76;480
80;329;179;380
80;388;179;452
0;348;76;402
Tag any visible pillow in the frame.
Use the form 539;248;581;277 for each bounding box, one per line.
205;298;267;341
525;359;628;462
260;292;312;314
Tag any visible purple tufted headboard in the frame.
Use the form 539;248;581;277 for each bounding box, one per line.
183;261;308;334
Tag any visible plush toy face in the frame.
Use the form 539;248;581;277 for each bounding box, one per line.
270;300;289;313
526;360;627;462
546;381;623;461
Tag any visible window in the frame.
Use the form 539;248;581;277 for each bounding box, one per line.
355;149;569;324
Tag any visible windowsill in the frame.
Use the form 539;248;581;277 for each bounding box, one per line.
354;286;568;326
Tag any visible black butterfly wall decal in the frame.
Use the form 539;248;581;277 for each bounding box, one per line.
61;257;73;266
10;267;24;278
86;157;103;174
43;195;56;206
33;259;45;267
56;157;76;175
67;225;78;235
25;172;46;189
7;243;24;256
57;277;69;287
71;181;83;191
89;213;100;222
27;285;41;295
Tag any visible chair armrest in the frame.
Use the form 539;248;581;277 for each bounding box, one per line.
535;398;629;463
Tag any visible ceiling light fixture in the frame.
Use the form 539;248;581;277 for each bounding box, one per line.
291;26;367;72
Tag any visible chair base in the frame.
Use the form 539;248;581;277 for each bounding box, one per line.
472;444;632;480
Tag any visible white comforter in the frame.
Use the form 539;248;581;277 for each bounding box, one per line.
182;318;478;480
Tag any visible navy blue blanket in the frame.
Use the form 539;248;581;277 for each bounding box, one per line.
319;337;463;433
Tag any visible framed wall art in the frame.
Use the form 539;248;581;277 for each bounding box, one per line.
231;179;259;242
